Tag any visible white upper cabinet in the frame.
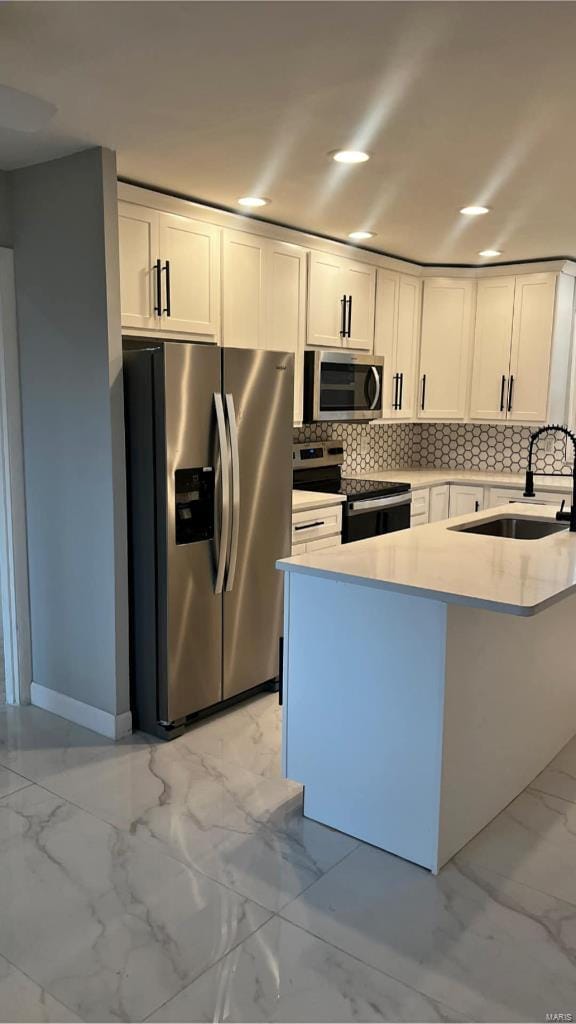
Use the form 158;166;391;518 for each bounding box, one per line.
119;202;221;341
222;231;307;421
508;273;557;422
158;214;220;338
307;251;345;347
265;239;307;423
118;202;160;330
222;230;266;348
341;261;377;350
469;271;566;424
469;277;515;420
375;270;421;419
418;278;474;420
307;250;376;351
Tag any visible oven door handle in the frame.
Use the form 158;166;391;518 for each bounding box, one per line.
348;492;412;514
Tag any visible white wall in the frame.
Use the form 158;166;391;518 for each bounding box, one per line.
11;147;129;721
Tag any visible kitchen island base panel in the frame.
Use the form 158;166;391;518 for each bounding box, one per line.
282;573;576;873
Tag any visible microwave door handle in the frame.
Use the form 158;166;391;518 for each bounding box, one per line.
225;393;240;593
214;393;231;595
369;366;381;410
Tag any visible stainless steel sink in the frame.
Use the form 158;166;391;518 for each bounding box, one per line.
450;516;569;540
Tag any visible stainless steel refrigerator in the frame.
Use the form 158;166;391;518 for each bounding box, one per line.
123;341;294;738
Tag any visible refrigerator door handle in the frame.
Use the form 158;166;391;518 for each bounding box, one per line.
225;393;240;593
214;393;231;595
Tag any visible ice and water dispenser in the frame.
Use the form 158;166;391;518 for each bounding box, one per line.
174;467;214;545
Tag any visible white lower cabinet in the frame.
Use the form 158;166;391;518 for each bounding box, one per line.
449;484;484;517
410;488;430;527
411;484;450;527
485;486;568;510
291;504;343;554
429;484;450;522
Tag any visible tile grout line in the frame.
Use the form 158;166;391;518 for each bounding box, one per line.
0;947;85;1022
141;915;276;1022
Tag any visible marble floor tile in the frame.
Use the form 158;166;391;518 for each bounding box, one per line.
174;692;282;778
148;916;466;1023
38;741;357;913
0;704;146;783
0;764;31;798
0;784;270;1022
0;954;80;1023
456;787;576;905
281;842;576;1022
531;734;576;805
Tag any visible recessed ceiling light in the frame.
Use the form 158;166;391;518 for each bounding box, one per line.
460;205;490;216
238;196;269;208
331;150;370;164
478;249;502;258
348;231;375;241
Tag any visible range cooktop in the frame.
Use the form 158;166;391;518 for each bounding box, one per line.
340;477;411;502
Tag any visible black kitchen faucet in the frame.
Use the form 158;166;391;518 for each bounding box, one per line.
523;424;576;532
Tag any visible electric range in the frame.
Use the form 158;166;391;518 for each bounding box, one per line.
293;442;412;543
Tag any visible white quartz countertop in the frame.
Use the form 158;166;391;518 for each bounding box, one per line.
292;490;346;513
353;468;574;493
278;503;576;616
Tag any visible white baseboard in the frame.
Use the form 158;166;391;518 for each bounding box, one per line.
30;682;132;740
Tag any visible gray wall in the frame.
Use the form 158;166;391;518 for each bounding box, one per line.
0;171;12;247
11;147;129;716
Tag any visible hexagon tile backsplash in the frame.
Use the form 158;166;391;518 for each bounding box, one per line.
293;422;574;477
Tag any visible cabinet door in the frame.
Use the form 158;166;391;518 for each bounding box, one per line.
265;240;307;423
159;213;220;339
449;484;484;518
410;488;430;522
307;251;344;347
469;277;515;421
222;230;265;348
508;273;557;422
118;202;160;330
374;269;399;416
342;260;376;351
395;275;422;418
485;487;523;508
418;278;474;420
429;484;450;522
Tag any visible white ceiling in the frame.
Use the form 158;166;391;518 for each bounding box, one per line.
0;1;575;264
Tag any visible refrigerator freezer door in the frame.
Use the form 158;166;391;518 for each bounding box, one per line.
222;348;294;699
160;342;224;721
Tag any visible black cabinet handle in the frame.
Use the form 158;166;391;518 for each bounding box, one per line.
163;260;171;317
346;295;352;338
295;520;324;531
339;295;346;338
507;374;514;412
154;259;162;316
421;373;427;411
474;500;480;512
499;374;507;412
399;371;404;411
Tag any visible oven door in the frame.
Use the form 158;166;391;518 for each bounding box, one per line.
343;493;411;543
306;351;384;422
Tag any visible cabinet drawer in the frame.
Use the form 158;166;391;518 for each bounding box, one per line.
410;488;430;519
410;512;429;528
292;505;342;544
307;535;342;552
486;486;569;509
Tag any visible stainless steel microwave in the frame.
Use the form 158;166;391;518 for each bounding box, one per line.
303;350;384;422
